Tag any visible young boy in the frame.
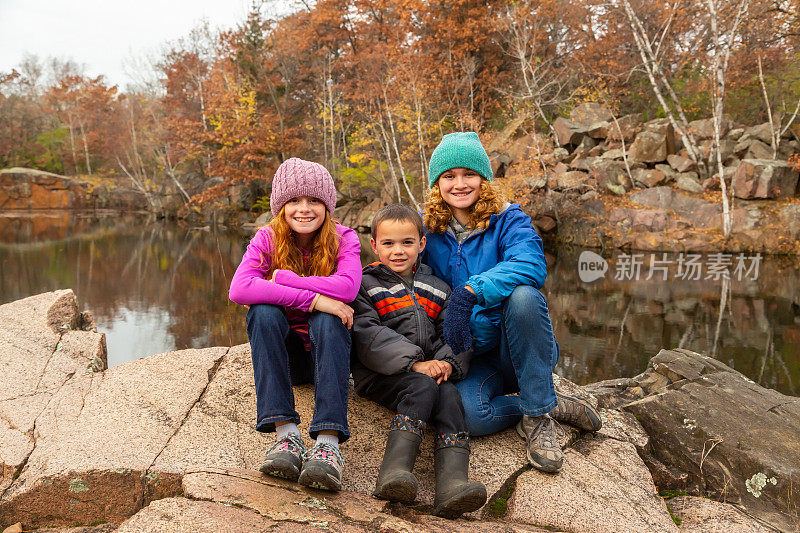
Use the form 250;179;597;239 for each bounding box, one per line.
351;204;487;519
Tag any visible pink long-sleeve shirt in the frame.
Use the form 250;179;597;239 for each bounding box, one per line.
229;223;362;311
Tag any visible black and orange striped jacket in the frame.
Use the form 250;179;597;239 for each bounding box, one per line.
351;261;473;395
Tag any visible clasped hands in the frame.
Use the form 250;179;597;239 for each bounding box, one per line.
411;359;453;384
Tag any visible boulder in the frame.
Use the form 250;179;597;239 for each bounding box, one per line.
485;114;528;153
116;497;276;532
588;160;631;192
554;117;590;146
507;437;678;532
687;116;732;139
601;148;625;160
569;102;614;125
240;211;272;234
744;123;775;144
587;121;611;139
506;132;550;163
745;139;774;160
569;156;600;172
699;139;736;162
607;113;643;142
732;159;800;199
0;345;228;529
667;495;774;533
630;131;668;163
727;127;745;140
609;208;669;232
654;164;676;181
606;349;800;532
676;173;704;194
1;290;606;531
667;154;696;173
629;187;714;220
632;168;667;188
0;290;106;497
644;119;677;155
534;215;557;233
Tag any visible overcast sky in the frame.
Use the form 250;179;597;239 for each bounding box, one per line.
0;0;285;88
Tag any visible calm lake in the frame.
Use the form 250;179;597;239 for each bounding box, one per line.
1;210;798;396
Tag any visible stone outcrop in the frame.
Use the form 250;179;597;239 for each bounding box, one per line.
0;290;106;498
485;107;800;254
667;495;774;532
732;159;800;199
2;292;797;532
0;168;147;211
588;348;800;532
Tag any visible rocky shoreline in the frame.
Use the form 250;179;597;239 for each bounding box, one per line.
1;290;797;532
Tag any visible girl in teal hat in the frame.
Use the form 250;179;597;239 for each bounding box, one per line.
421;132;602;473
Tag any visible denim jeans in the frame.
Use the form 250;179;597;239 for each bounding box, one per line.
246;304;351;442
455;285;559;436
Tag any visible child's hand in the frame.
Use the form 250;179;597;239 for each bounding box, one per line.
436;361;453;384
313;294;355;328
411;360;452;384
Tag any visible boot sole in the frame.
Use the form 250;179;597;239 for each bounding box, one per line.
556;392;603;432
374;473;418;503
434;486;488;519
298;464;342;492
516;422;563;473
259;458;300;482
374;482;417;503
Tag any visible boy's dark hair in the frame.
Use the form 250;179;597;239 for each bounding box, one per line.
371;204;424;239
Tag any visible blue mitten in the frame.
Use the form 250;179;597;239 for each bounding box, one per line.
443;286;477;355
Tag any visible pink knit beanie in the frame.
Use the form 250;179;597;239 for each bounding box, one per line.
269;157;337;216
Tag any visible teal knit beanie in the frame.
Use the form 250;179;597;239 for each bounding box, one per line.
428;132;493;187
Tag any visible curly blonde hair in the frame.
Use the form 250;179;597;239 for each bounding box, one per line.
423;179;505;233
259;208;340;277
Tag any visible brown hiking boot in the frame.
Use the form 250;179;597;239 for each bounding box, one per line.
549;391;602;432
516;415;563;473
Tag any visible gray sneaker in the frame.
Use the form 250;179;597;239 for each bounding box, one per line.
298;442;344;491
550;391;602;432
516;415;564;473
260;433;306;481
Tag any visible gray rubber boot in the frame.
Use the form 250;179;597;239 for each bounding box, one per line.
373;428;422;503
433;434;487;519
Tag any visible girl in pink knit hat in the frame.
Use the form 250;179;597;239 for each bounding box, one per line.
229;157;362;491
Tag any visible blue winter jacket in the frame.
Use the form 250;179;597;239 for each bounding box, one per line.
421;204;547;354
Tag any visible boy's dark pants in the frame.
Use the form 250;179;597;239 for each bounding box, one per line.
362;371;467;434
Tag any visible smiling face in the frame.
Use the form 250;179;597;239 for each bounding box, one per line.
437;167;483;217
371;219;426;277
283;196;327;238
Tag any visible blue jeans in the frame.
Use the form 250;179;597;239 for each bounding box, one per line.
455;285;559;436
246;304;351;442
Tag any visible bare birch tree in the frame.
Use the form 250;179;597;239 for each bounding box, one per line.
707;0;750;237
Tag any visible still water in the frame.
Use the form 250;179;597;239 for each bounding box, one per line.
1;210;798;396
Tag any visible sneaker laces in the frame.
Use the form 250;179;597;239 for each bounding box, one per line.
557;395;590;425
266;432;305;456
530;416;565;446
304;441;344;467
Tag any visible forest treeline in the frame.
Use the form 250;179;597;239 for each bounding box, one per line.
1;0;799;207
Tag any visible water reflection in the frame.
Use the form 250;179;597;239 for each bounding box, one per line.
545;248;800;396
0;211;250;366
1;212;797;396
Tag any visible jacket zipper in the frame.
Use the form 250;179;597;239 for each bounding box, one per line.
379;264;426;354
